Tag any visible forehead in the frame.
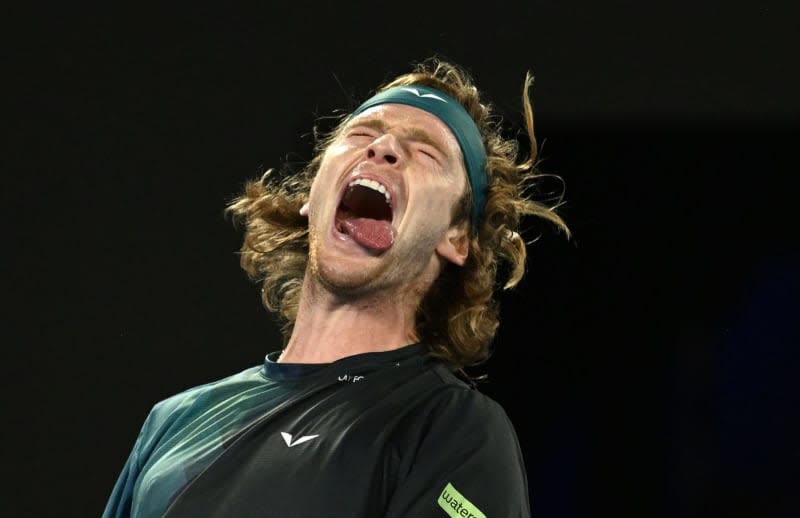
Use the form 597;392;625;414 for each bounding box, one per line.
346;104;463;160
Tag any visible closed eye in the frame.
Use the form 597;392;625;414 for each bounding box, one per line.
417;147;439;163
347;125;379;139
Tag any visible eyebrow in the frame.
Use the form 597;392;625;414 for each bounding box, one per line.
348;117;451;160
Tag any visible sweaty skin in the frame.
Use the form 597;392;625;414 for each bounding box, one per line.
279;104;470;364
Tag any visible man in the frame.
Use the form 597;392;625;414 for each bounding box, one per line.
104;58;569;517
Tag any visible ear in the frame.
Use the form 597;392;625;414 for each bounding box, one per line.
435;222;469;266
299;202;309;217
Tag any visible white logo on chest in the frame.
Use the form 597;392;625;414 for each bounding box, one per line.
281;432;320;447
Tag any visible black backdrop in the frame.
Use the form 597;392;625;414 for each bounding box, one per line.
5;3;799;517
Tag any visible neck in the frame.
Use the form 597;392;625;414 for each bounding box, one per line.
278;279;421;364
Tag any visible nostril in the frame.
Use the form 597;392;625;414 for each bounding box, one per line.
367;149;376;159
385;155;397;164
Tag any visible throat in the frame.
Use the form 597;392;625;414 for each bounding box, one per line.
282;285;418;364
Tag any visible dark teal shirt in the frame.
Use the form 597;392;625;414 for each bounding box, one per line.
104;344;531;517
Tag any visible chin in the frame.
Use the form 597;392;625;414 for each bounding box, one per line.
309;246;392;298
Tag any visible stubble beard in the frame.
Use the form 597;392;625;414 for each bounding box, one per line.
306;226;438;307
306;230;394;302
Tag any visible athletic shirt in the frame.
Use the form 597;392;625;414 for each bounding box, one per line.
103;344;531;517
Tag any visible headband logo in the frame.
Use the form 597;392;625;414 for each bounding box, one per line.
400;87;447;103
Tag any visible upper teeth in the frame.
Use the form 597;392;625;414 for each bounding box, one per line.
349;178;390;203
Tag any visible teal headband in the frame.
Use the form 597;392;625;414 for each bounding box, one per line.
350;85;487;227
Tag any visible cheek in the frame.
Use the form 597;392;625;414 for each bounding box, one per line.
308;157;339;204
418;181;464;217
320;142;352;166
411;194;456;233
311;144;354;191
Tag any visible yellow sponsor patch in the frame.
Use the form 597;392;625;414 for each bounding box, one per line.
437;482;487;518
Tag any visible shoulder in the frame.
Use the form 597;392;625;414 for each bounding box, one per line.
387;362;531;516
429;363;515;422
418;363;520;442
141;365;264;440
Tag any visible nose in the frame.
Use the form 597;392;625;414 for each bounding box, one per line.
365;134;402;166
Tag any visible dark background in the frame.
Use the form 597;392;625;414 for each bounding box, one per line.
5;3;799;517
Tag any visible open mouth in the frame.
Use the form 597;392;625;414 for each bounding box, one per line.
335;178;395;252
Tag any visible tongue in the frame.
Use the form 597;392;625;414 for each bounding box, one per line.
341;218;394;252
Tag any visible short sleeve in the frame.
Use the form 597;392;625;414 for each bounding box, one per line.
102;395;185;518
384;387;531;518
102;410;154;518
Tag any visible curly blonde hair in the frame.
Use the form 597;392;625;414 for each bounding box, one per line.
226;58;570;373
